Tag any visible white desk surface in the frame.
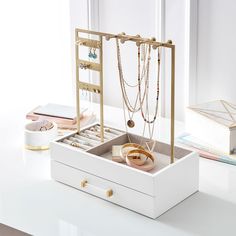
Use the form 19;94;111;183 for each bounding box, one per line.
0;104;236;236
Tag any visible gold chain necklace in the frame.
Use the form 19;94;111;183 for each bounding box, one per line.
116;38;150;127
139;46;161;151
138;47;161;124
116;38;160;152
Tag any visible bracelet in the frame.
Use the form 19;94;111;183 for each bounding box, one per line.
120;143;145;160
126;149;155;171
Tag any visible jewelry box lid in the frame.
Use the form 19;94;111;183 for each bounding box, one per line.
188;100;236;130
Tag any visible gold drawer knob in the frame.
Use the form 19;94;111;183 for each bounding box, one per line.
106;189;113;198
80;180;88;188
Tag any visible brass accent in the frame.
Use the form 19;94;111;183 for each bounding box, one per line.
99;35;104;142
78;82;101;94
25;145;49;151
78;59;101;71
75;29;80;132
79;63;90;70
76;31;104;142
76;37;101;48
170;45;175;164
106;189;113;198
80;180;88;188
76;29;170;48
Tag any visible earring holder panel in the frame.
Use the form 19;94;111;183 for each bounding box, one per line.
76;33;104;142
76;37;101;48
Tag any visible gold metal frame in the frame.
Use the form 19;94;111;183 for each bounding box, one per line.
75;28;175;164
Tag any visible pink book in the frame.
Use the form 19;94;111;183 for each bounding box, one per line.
26;104;85;125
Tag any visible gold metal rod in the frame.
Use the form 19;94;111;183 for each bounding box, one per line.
99;35;104;142
76;30;80;132
170;45;175;164
76;37;101;48
76;28;173;48
78;59;101;72
78;81;101;94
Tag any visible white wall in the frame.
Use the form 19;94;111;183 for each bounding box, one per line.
98;0;159;117
164;0;187;120
0;0;72;113
197;0;236;104
99;0;188;121
70;0;191;121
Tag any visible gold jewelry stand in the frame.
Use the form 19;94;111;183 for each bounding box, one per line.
75;30;104;142
75;28;175;164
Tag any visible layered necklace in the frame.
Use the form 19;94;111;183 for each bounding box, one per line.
116;38;161;151
116;38;150;128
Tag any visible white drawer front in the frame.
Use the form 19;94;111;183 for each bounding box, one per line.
51;161;156;218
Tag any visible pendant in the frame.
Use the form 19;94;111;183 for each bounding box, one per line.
127;119;135;128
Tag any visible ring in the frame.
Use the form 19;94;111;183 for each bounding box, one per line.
71;142;80;148
104;128;111;132
126;149;155;171
120;143;145;160
39;122;53;131
90;127;97;132
39;126;47;131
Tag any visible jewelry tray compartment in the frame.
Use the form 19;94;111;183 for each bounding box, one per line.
50;123;199;197
87;132;192;175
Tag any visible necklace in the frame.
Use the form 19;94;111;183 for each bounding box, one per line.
138;47;161;124
116;39;150;127
116;38;161;152
144;47;161;152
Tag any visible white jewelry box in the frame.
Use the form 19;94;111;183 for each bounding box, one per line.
186;100;236;154
50;123;199;218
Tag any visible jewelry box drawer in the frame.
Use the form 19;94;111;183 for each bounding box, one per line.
51;160;156;217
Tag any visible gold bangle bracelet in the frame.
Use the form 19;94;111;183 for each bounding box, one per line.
126;149;155;171
120;143;145;160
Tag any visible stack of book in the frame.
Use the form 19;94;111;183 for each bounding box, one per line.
26;103;96;131
177;133;236;166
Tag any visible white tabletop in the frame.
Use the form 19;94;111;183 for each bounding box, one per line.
0;104;236;236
